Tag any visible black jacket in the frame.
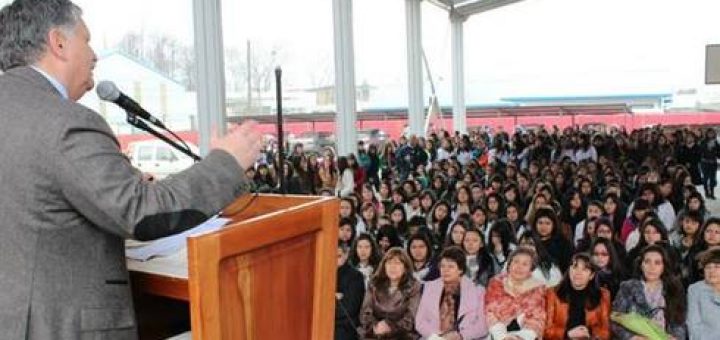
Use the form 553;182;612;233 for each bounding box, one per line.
335;263;365;340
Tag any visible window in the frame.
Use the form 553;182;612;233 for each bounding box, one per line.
156;147;177;162
137;146;154;162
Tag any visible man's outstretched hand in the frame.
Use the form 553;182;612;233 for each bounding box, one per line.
212;121;263;170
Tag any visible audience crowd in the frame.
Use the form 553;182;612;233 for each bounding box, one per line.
250;124;720;340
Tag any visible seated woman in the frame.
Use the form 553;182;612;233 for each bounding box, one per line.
531;206;573;272
590;238;626;298
348;233;383;288
686;217;720;283
375;225;403;255
462;227;496;287
544;253;611;340
485;247;547;340
487;219;517;273
516;230;563;287
359;247;421;339
406;233;434;282
687;248;720;340
625;218;681;274
445;219;469;248
612;244;687;340
415;246;489;340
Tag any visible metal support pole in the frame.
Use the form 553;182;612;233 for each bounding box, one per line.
451;12;467;135
193;0;227;155
332;0;358;156
406;0;425;137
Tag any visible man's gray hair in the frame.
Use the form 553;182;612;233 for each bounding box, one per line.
0;0;82;71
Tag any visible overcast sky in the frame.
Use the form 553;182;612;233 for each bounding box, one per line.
3;0;720;104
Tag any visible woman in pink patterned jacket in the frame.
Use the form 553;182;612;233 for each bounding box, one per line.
484;247;546;340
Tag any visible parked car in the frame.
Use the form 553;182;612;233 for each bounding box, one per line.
127;140;198;179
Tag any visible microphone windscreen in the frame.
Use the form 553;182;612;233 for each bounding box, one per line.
96;81;120;101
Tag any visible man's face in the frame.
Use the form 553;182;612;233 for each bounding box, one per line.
62;20;96;101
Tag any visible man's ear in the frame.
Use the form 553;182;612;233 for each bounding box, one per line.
46;28;69;60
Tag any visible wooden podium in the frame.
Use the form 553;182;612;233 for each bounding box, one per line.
129;194;339;339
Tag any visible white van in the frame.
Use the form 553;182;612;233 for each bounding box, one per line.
127;140;198;179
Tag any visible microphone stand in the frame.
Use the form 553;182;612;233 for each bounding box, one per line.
126;112;202;161
275;67;286;194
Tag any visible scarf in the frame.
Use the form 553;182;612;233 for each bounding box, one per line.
439;281;461;333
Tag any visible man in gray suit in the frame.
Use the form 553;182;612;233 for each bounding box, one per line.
0;0;263;338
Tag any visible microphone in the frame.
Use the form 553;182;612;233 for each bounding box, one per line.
96;80;166;129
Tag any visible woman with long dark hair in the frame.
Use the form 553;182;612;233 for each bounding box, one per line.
430;174;449;202
485;192;505;224
451;185;473;218
531;207;573;272
406;233;434;282
318;150;338;192
612;245;687;339
487;219;517;273
686;217;720;283
349;233;383;288
462;227;496;287
502;183;521;208
427;200;453;248
359;248;421;339
293;155;315;194
359;203;379;237
621;198;651;246
602;192;626;233
591;237;626;298
388;203;409;242
469;204;489;237
504;201;524;234
634;183;676;236
375;226;403;255
561;188;586;232
517;230;563;287
445;219;469;249
366;143;381;189
625;218;681;272
336;156;355;197
674;191;709;232
418;190;436;219
544;253;611;340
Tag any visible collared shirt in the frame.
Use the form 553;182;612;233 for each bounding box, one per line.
31;66;69;100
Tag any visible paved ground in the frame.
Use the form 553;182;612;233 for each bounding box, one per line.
705;192;720;216
702;172;720;215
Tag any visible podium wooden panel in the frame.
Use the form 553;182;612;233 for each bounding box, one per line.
128;194;339;339
188;194;338;339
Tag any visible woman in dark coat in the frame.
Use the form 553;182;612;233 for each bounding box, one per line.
359;248;421;339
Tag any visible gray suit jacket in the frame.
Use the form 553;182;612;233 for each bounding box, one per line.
0;67;249;339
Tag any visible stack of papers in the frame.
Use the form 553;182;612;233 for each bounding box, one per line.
126;216;231;261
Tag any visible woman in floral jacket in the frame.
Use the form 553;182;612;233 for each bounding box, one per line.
485;247;546;340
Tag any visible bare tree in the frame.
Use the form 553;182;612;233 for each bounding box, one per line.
224;46;246;93
116;31;195;90
249;43;282;100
